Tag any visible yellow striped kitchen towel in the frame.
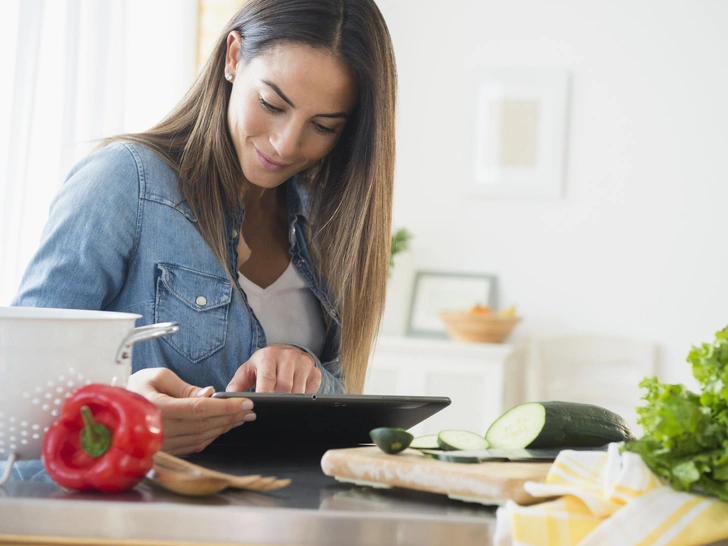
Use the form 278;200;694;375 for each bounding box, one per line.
493;443;728;546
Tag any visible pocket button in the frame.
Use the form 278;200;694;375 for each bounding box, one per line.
196;296;207;307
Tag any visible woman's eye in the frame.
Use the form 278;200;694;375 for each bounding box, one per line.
259;97;283;114
313;123;336;136
259;96;336;135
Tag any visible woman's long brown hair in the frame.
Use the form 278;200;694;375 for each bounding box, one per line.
105;0;396;393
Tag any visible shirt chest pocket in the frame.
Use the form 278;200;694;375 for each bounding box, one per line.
155;263;232;363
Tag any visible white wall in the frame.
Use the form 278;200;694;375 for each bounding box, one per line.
124;0;199;132
377;0;728;388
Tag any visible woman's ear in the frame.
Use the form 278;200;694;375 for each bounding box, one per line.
224;31;243;81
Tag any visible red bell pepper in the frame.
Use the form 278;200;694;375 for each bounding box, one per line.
42;384;164;492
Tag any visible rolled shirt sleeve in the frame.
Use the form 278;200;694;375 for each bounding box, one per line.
287;343;345;394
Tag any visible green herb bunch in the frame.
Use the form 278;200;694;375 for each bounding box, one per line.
624;326;728;500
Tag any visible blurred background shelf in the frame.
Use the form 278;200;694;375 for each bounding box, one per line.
366;333;656;438
365;335;525;437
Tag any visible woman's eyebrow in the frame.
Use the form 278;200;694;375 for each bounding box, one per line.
262;79;295;107
261;79;349;119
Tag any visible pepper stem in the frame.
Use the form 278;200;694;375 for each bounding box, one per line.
80;406;112;458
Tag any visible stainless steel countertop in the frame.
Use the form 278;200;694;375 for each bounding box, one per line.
0;446;497;546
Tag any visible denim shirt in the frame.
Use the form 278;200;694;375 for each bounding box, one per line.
13;142;344;393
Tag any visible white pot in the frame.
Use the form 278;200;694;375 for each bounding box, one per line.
0;307;178;467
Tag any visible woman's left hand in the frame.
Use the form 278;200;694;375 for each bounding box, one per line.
225;344;322;394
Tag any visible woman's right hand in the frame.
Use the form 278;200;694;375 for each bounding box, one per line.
126;367;256;455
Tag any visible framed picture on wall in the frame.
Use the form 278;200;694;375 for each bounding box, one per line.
406;271;498;338
468;67;570;200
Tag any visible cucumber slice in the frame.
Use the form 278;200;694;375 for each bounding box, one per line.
369;427;414;454
410;434;440;450
437;430;489;451
485;401;636;449
421;449;485;464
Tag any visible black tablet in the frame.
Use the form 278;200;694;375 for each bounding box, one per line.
210;393;451;448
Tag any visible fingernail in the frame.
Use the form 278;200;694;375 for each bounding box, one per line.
241;400;254;411
196;386;214;397
243;412;257;422
225;384;234;392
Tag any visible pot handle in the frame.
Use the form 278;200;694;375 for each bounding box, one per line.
115;322;180;364
0;453;16;485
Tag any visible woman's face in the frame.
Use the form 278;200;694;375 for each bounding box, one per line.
225;33;358;190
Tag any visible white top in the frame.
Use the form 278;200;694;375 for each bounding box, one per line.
238;261;326;358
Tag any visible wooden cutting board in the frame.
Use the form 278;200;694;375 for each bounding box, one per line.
320;446;552;506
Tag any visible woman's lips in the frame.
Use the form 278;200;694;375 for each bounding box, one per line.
255;147;289;172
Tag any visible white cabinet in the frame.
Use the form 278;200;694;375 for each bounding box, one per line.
364;336;525;437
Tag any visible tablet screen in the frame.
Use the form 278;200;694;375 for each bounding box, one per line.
210;393;451;449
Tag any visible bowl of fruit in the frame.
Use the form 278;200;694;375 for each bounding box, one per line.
439;305;521;344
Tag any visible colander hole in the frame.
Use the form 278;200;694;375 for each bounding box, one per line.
85;379;92;385
51;409;59;417
66;381;74;387
20;431;27;436
57;375;65;382
32;398;40;405
46;380;53;387
8;427;15;433
44;393;51;399
31;424;39;430
22;391;30;398
64;392;72;398
9;436;16;442
54;398;62;406
76;374;84;380
0;431;4;437
55;387;64;394
20;421;28;427
69;368;75;374
9;417;15;423
34;386;41;393
31;433;40;439
41;404;50;411
9;444;17;450
20;439;27;445
43;426;49;433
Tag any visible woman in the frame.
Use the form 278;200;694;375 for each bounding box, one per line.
13;0;397;455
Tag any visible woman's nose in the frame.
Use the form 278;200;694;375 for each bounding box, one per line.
271;122;303;160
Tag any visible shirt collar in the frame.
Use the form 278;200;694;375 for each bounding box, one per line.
179;175;309;230
285;174;312;226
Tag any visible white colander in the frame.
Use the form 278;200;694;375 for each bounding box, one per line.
0;307;178;482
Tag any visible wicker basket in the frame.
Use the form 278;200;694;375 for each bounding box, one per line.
439;311;521;344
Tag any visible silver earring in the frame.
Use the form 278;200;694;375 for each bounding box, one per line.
224;73;233;82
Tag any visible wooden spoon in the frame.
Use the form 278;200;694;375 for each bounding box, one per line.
146;451;291;496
